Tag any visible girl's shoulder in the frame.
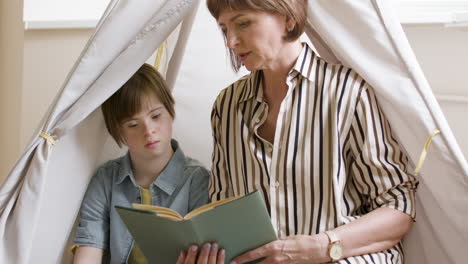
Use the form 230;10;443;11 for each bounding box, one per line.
91;154;131;185
182;156;210;181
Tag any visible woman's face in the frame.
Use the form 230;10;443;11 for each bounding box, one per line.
218;9;291;72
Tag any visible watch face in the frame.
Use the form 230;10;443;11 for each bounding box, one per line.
330;243;344;260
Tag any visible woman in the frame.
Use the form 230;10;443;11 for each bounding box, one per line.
178;0;418;263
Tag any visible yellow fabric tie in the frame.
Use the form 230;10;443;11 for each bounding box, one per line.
40;132;56;145
154;41;166;70
414;130;441;175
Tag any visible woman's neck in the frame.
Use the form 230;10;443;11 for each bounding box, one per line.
262;41;303;85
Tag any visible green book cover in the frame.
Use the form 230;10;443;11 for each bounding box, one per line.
115;191;277;263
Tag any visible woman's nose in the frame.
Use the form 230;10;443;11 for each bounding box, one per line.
226;31;239;49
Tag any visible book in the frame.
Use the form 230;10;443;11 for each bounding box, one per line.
115;191;277;264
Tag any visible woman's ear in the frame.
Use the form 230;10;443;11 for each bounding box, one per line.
286;17;296;32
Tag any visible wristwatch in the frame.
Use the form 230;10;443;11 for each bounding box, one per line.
325;230;344;262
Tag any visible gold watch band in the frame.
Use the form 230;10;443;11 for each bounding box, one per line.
324;230;343;261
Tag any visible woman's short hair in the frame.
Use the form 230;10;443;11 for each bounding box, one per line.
206;0;308;71
101;63;175;147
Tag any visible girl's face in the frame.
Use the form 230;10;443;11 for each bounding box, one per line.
120;93;173;162
218;9;291;72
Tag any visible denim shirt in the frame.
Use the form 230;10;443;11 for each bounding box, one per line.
73;140;209;264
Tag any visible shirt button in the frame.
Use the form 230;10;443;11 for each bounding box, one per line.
275;181;280;188
268;147;273;153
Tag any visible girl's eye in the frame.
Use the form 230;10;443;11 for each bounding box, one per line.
127;123;137;128
152;114;160;120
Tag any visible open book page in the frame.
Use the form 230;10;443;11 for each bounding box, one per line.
132;204;183;221
184;196;240;219
131;196;241;221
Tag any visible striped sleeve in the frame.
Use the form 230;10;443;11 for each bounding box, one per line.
209;89;233;202
346;84;418;219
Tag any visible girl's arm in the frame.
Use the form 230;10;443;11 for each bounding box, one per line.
73;246;104;264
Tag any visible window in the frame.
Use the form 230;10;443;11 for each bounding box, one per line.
398;0;468;25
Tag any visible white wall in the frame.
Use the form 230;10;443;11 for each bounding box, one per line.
23;0;109;22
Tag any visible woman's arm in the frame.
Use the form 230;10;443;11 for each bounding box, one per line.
209;92;234;201
73;246;104;264
230;208;412;264
334;207;412;258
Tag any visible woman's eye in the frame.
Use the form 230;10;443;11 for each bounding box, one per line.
238;21;250;28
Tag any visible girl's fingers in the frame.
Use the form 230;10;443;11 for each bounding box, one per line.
185;245;198;264
208;243;218;264
217;249;225;264
197;243;211;264
176;251;186;264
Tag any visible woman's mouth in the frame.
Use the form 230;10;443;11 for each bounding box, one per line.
238;52;251;61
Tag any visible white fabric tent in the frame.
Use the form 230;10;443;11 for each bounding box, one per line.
1;0;467;263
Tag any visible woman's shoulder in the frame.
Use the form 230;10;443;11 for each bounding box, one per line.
312;53;370;95
212;72;257;109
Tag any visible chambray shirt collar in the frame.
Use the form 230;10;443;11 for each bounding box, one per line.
115;139;185;196
237;42;316;105
116;153;135;186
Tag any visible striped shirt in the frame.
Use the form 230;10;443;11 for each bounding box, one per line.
209;43;418;263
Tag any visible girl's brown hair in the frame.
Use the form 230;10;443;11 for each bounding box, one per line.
101;63;175;147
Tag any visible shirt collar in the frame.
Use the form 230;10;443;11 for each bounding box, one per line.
116;139;186;196
152;139;185;195
237;43;317;104
290;42;318;82
237;70;263;104
116;152;136;186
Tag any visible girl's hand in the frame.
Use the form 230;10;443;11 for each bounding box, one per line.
176;243;225;264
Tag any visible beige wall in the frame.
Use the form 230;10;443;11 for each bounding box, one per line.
0;7;92;182
21;29;93;148
0;0;24;182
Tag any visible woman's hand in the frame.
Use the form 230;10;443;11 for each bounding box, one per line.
230;234;330;264
176;243;225;264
